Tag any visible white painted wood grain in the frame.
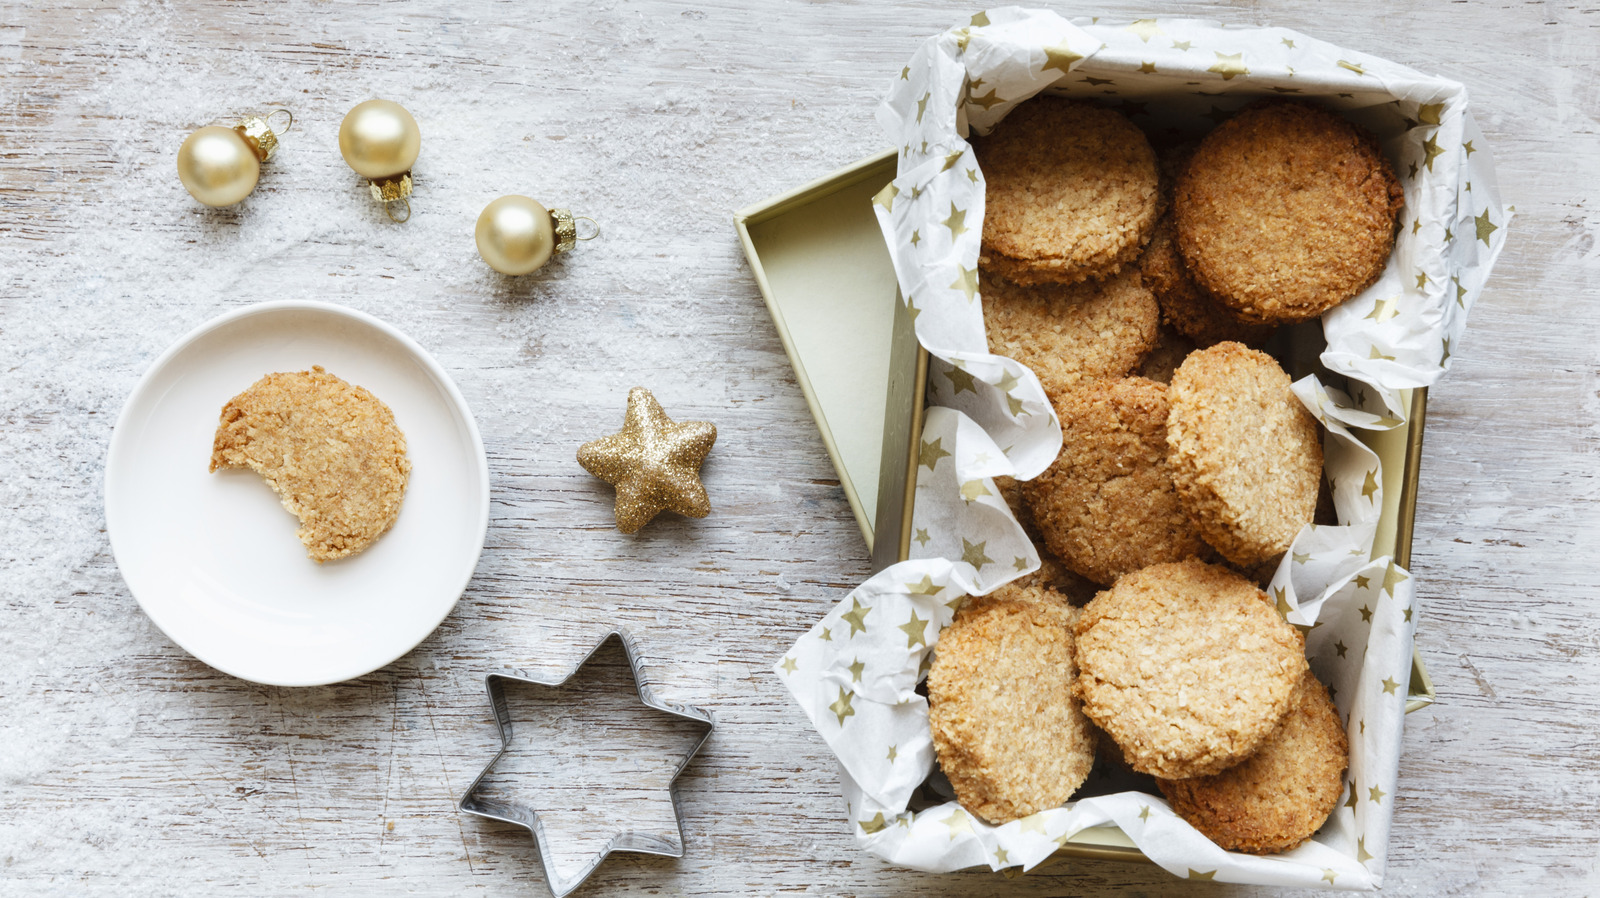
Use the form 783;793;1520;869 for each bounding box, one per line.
0;1;1595;895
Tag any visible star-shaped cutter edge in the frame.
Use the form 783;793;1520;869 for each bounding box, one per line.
458;630;714;897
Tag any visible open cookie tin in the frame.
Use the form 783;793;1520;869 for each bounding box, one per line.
738;148;1435;862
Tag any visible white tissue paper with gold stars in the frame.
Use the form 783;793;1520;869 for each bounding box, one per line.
778;8;1507;890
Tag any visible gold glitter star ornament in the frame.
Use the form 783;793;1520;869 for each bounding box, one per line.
578;387;716;533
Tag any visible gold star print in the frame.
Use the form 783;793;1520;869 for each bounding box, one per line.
906;296;921;325
944;364;978;394
1364;296;1399;322
1412;218;1422;235
860;812;888;834
1139;61;1157;74
969;88;1003;111
1383;562;1409;596
1476;208;1498;246
780;655;798;674
841;599;872;637
873;184;898;213
919;437;952;471
1006;393;1024;416
994;847;1009;865
1360;605;1373;623
1404;606;1413;623
1345;782;1359;810
1274;587;1291;617
1416;271;1429;289
1139;805;1151;821
1012;556;1029;572
578;387;717;534
944;808;973;839
949;265;979;302
1172;39;1192;50
829;686;855;726
1041;41;1084;75
1080;75;1114;86
1208;51;1248;80
1408;161;1418;179
1361;469;1379;501
846;658;866;684
996;370;1020;393
1444;224;1454;244
970;11;990;26
900;610;929;649
887;744;898;762
1355;574;1371;590
900;66;910;80
913;528;931;547
1419;102;1444;125
971;77;985;90
1323;869;1338;884
1338;60;1366;75
1126;18;1162;42
1369;785;1387;804
1464;139;1476;156
1335;640;1349;658
1455;276;1468;306
941;151;964;172
1019;814;1048;834
1369;346;1396;362
966;167;980;184
919;140;928;154
955;28;971;52
959;479;992;502
1382;677;1401;695
1357;836;1374;864
915;91;931;123
917;652;933;678
1282;37;1296;48
961;538;994;571
941;203;969;239
820;627;832;642
1360;719;1366;733
1293;551;1311;565
905;575;941;596
1188;870;1217;881
1422;134;1445;171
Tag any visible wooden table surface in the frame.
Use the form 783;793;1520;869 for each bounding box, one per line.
1;1;1593;895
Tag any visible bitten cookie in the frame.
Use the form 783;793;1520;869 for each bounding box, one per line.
1174;100;1404;323
1166;342;1323;568
1073;560;1309;779
210;366;410;562
929;588;1095;824
1158;672;1349;854
977;98;1160;286
983;267;1160;399
1022;378;1213;586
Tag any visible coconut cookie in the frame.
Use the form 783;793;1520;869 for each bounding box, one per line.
982;267;1159;399
1158;672;1349;854
1022;377;1212;586
1073;561;1308;779
210;366;410;563
1166;342;1323;568
929;588;1095;824
1140;214;1276;347
1174;100;1404;324
1137;326;1195;385
976;98;1160;286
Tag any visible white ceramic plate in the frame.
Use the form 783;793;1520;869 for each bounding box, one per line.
106;301;489;686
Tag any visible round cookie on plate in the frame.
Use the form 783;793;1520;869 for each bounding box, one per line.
1158;672;1349;854
1166;342;1323;568
976;97;1160;287
1073;560;1308;780
982;267;1159;399
929;585;1095;824
1022;377;1212;586
1173;100;1404;324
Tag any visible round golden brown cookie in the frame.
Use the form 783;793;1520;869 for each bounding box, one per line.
211;366;410;563
1174;101;1403;323
1073;561;1309;779
1166;342;1323;568
1137;326;1195;385
1158;672;1348;854
1022;377;1212;586
1140;215;1277;347
929;590;1094;824
983;267;1159;399
976;98;1160;286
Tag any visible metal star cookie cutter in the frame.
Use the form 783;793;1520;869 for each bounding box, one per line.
458;630;714;897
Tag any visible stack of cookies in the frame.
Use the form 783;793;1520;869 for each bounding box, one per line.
928;96;1401;854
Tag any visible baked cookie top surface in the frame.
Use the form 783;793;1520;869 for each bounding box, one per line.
1158;672;1349;854
976;97;1160;286
982;266;1159;399
1174;100;1403;323
1140;214;1276;347
1073;560;1308;779
1022;377;1212;586
1166;342;1323;567
210;366;410;563
929;587;1094;824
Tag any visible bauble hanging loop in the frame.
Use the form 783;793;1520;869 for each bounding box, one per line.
176;108;292;207
339;99;420;222
475;195;599;276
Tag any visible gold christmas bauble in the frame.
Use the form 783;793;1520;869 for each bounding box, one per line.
176;126;261;207
338;99;420;180
475;195;556;275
